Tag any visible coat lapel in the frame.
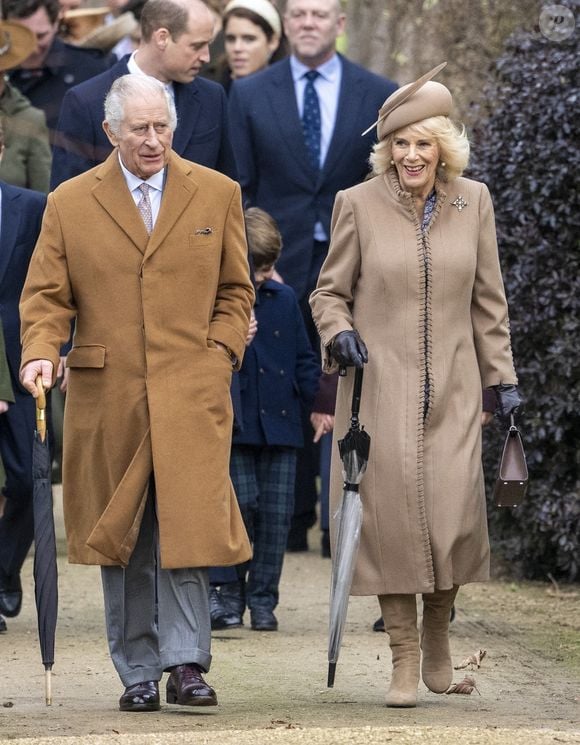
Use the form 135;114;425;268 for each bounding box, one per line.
172;81;201;156
143;152;196;262
267;62;317;179
92;152;149;255
320;57;367;183
0;183;22;287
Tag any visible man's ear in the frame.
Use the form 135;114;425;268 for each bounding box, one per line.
102;120;118;147
153;27;170;50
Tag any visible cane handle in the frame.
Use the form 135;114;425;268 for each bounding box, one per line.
35;375;46;442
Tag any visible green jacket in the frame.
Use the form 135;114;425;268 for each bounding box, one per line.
0;81;50;193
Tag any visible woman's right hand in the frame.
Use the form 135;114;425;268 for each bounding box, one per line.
330;330;368;368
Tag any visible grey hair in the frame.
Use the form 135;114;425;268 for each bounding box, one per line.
104;74;178;136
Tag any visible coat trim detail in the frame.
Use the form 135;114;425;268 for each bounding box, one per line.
385;168;450;589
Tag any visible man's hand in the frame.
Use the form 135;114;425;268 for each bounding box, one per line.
57;355;70;393
0;401;10;415
215;342;237;366
310;412;334;443
246;310;258;346
20;359;54;398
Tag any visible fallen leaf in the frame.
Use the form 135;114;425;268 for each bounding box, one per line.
454;649;487;670
446;675;481;695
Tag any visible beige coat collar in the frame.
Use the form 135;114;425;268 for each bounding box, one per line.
92;150;198;260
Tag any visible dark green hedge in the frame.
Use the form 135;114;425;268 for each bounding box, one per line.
468;0;579;581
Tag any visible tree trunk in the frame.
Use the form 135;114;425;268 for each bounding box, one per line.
344;0;543;123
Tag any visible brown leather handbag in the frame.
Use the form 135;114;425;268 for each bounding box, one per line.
493;415;529;507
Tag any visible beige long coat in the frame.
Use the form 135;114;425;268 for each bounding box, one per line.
310;170;517;596
20;151;254;568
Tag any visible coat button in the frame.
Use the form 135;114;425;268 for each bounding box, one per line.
259;367;265;374
281;409;287;416
260;408;265;414
273;330;280;337
279;369;285;376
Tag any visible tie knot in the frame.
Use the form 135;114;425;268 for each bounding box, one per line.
139;183;150;197
304;70;319;83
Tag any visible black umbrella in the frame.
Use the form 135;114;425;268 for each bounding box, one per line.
327;366;371;688
32;376;58;705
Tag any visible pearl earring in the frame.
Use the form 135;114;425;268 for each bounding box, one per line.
440;161;447;167
390;159;394;165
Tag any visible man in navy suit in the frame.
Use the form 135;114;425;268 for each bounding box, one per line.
228;0;396;551
0;165;46;630
50;0;236;188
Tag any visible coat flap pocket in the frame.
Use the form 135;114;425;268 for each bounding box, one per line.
66;345;106;369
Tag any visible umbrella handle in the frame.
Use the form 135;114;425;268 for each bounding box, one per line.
35;375;47;443
351;367;364;419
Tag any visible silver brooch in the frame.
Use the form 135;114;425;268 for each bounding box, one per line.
451;196;468;212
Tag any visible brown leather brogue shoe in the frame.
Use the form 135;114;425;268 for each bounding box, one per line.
119;681;160;712
166;664;217;706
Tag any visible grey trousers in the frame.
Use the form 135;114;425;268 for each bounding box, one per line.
101;489;211;687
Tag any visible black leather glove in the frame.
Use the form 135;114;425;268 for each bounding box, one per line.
492;383;522;425
330;330;368;368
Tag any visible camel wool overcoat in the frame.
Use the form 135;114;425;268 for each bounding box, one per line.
20;150;254;568
310;170;518;596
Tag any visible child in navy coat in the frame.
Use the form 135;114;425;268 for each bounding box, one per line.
231;207;319;631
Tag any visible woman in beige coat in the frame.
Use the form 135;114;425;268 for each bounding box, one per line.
310;65;521;708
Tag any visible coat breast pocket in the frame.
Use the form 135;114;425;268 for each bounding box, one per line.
189;232;219;249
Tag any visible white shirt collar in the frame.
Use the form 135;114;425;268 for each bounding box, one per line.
117;152;165;194
127;52;174;98
289;53;340;84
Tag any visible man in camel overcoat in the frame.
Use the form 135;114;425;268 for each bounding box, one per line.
19;74;254;712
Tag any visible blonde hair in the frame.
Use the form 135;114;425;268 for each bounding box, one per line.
244;207;282;268
369;115;470;181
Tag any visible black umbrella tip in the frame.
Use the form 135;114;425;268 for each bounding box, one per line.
327;662;336;688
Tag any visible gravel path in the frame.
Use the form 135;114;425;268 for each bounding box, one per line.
1;488;578;744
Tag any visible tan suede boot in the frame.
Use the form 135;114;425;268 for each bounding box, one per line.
378;594;420;707
420;586;459;693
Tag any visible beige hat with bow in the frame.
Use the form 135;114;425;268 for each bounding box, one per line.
363;62;453;140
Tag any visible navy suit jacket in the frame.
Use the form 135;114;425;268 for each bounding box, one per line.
228;56;397;299
233;280;319;448
50;56;237;188
0;182;46;383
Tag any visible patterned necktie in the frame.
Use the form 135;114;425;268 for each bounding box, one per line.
137;183;153;234
302;70;321;171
